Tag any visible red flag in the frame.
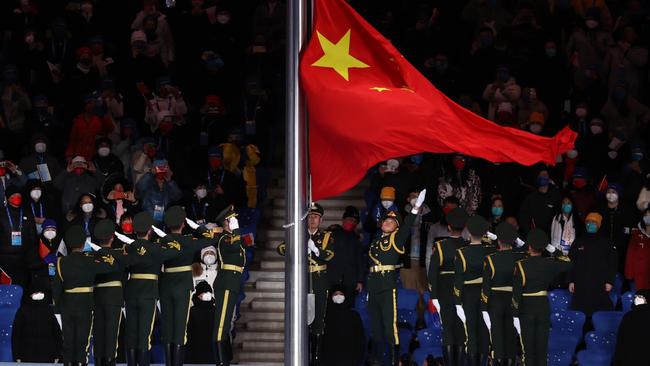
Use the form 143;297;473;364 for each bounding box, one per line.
0;268;11;285
598;175;609;193
300;0;577;201
39;240;50;259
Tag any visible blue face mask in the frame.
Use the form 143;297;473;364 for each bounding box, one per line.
537;176;550;187
410;154;423;165
562;203;572;214
586;222;598;234
491;206;503;217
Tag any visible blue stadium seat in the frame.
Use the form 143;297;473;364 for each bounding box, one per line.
355;289;368;310
548;289;571;312
423;311;442;330
417;327;442;349
548;333;580;355
0;285;23;361
398;328;412;356
413;347;442;365
621;291;634;313
609;291;619;309
397;288;419;331
576;350;613;366
585;331;617;355
592;311;624;334
397;309;417;331
548;350;573;366
0;285;23;308
550;311;585;338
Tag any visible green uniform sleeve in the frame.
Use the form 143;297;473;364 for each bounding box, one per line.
512;261;524;317
550;253;573;277
480;256;493;311
276;242;286;256
453;249;465;305
153;242;183;260
395;213;416;246
428;241;441;298
52;258;63;312
91;253;121;275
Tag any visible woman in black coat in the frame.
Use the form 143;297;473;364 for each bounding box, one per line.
613;289;650;365
321;287;365;366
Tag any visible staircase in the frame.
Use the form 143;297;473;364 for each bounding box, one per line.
233;174;367;365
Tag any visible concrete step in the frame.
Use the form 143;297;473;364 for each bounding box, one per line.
246;320;285;331
269;217;342;229
242;340;284;352
256;277;285;291
273;198;366;209
258;229;284;241
261;259;285;270
248;270;285;283
251;297;285;311
234;330;285;342
240;289;284;304
240;309;285;322
237;351;284;362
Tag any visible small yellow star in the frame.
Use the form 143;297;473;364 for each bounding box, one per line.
370;87;391;92
312;29;369;81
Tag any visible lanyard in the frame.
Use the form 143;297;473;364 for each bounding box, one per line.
84;218;90;235
191;202;207;219
31;202;44;218
207;170;226;188
6;206;23;230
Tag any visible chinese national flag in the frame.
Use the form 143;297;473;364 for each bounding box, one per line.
300;0;577;201
0;268;11;285
39;240;50;259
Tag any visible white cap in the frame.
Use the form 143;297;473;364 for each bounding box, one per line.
201;246;216;257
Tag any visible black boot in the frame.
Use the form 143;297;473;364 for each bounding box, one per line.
94;357;104;366
313;334;322;366
466;353;478;366
504;359;516;366
173;344;185;366
164;344;173;366
391;345;400;366
478;354;489;366
213;342;222;366
443;345;454;365
106;357;116;366
126;349;137;366
137;350;150;366
453;346;464;366
216;341;230;366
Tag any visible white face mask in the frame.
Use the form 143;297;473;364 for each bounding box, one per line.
203;254;216;265
332;294;345;304
97;147;110;157
196;189;207;199
381;200;393;209
82;203;94;213
31;292;45;301
606;192;618;203
30;189;42;201
35;142;47;153
216;15;230;24
643;216;650;226
198;292;213;301
590;125;603;135
566;149;578;159
43;230;57;240
634;296;647;306
529;124;542;134
586;20;598;29
576;108;588;118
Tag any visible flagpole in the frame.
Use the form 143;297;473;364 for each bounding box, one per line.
285;0;310;365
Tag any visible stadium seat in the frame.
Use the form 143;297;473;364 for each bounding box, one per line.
423;311;442;330
397;288;419;331
398;328;412;356
397;308;417;331
621;291;634;313
585;331;617;355
548;350;573;366
592;311;624;334
576;350;613;366
548;332;580;355
0;285;23;308
417;327;442;349
548;289;571;312
0;285;23;361
413;347;441;365
355;289;368;311
550;311;585;338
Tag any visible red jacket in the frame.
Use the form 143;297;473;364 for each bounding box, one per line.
625;226;650;290
65;114;113;160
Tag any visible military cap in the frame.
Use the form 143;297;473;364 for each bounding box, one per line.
447;207;469;230
164;206;186;227
133;211;153;233
216;205;238;224
309;202;324;217
93;219;115;241
495;222;517;245
342;206;360;222
382;210;402;226
65;225;87;249
526;228;549;250
466;215;489;237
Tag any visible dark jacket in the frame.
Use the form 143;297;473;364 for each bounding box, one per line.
613;303;650;366
327;228;365;292
518;186;561;234
321;300;365;366
11;291;62;362
184;294;216;364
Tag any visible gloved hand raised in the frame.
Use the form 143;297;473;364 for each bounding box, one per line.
411;189;427;214
228;217;239;230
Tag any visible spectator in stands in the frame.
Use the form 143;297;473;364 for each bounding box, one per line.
568;167;596;224
93;137;124;179
23;179;59;235
1;65;32;151
625;208;650;290
568;212;617;317
103;177;138;224
368;159;412;211
68;47;101;97
518;88;548;128
205;146;246;207
131;0;175;67
597;183;635;272
603;26;648;99
131;137;157;185
19;134;62;185
145;76;187;133
192;246;217;291
0;155;27;207
601;82;650;141
438;154;481;215
482;65;521;123
328;206;364;304
66;193;107;239
488;196;505;232
518;168;561;234
365;186;398;240
186;182;218;226
28;96;63;154
36;219;62;275
53;156;103;215
65;96;113;161
613;289;650;366
116;213;136;243
321;287;365;366
135;159;182;224
551;195;577;255
0;185;37;287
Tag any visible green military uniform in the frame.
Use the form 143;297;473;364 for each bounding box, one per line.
92;220;130;366
513;229;571;366
454;215;496;363
125;212;181;366
427;208;468;364
52;226;118;366
158;206;216;366
368;210;415;364
480;222;526;364
210;206;246;366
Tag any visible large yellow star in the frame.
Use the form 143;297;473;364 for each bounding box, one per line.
312;29;369;81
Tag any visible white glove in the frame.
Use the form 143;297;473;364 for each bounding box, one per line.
608;150;618;160
89;242;102;251
152;226;167;238
307;239;320;256
54;314;62;330
205;223;217;230
411;189;427;214
432;299;441;314
185;217;199;230
515;238;525;248
482;311;491;331
455;305;466;323
115;232;134;244
228;217;239;230
487;231;498;241
513;317;521;335
546;244;556;253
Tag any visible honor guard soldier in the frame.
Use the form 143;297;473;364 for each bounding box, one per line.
158;206;217;366
52;225;118;366
454;215;496;365
480;222;527;366
512;229;572;366
428;207;469;365
369;190;426;366
276;202;334;366
93;219;130;366
210;205;244;366
124;212;181;366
